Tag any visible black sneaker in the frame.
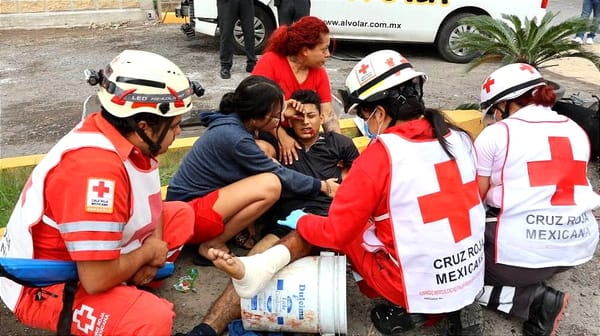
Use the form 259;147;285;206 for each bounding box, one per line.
370;303;428;335
523;285;570;336
220;67;231;79
175;323;217;336
246;62;255;73
444;302;483;336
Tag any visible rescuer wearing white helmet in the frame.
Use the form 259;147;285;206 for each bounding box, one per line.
204;50;486;336
95;49;204;156
0;50;204;335
474;63;599;336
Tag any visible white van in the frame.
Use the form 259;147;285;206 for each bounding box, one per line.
176;0;548;63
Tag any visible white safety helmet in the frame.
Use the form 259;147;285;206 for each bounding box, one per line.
96;50;196;118
480;63;546;115
339;50;426;114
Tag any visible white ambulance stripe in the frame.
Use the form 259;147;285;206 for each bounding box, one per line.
497;287;516;314
66;240;121;252
58;221;124;234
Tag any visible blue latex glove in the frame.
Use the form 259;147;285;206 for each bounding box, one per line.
276;209;307;230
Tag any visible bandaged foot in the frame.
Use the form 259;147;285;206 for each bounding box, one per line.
208;245;291;298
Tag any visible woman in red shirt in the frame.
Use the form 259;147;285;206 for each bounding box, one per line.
252;16;339;165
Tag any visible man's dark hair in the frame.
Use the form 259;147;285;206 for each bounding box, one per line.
101;107;168;135
290;89;321;113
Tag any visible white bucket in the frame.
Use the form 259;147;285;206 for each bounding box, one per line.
240;252;347;335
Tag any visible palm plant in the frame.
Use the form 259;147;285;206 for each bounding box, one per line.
454;11;600;72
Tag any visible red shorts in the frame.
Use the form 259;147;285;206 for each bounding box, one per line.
187;189;225;244
16;283;174;336
342;234;408;308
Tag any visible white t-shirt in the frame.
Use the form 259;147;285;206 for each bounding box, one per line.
474;121;508;208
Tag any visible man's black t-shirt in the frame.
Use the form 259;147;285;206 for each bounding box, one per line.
264;131;359;233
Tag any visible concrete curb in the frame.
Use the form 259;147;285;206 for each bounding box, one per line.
0;111;484;170
0;136;198;170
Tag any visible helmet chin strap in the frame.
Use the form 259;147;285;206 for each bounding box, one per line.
126;117;174;157
501;101;517;120
501;104;510;120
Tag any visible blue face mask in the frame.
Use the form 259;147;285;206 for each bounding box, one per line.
363;120;377;139
363;108;378;139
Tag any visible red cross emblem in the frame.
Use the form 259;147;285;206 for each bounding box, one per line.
124;193;162;246
358;63;369;74
418;160;480;243
483;77;495;93
73;304;97;334
92;181;110;198
385;57;395;67
384;57;403;76
520;64;536;74
527;136;588;205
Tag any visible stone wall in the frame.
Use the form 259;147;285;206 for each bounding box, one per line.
0;0;145;14
0;0;161;29
158;1;181;13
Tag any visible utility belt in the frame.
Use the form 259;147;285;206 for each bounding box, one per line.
57;281;78;336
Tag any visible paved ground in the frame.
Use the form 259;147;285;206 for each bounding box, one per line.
0;0;599;335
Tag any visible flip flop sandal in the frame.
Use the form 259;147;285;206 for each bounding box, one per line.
370;303;428;335
233;230;257;250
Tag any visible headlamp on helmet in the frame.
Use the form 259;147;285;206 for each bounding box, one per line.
86;50;205;119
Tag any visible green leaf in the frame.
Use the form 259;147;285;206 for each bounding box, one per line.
455;11;600;71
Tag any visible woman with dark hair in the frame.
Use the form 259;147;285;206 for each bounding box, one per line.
474;63;599;336
210;50;487;336
166;75;338;264
252;15;339;164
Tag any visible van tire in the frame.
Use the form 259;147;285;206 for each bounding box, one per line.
233;6;275;55
436;12;478;63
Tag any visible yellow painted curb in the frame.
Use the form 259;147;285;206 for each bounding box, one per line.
0;139;199;170
0;120;360;170
352;136;370;152
443;109;484;139
0;111;481;170
0;227;5;236
0;154;46;170
161;12;187;24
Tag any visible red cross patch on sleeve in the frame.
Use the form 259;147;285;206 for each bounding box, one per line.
85;178;115;213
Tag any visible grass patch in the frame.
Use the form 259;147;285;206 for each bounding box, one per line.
0;166;34;228
0;148;189;228
159;148;189;186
